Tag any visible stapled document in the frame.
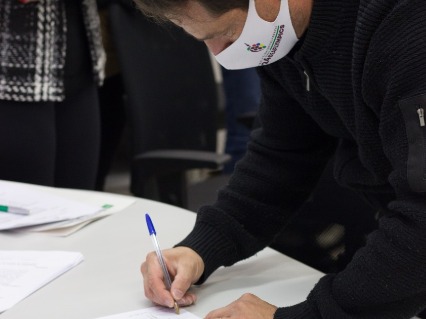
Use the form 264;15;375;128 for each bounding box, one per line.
0;180;135;235
0;181;101;230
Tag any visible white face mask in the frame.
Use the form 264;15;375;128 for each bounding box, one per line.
214;0;298;70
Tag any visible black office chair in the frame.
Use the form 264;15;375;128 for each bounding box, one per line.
108;3;230;208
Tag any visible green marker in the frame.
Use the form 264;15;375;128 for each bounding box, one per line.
0;205;30;215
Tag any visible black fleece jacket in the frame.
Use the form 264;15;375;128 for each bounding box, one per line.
178;0;426;317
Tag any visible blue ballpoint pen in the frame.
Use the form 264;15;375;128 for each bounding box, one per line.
145;213;180;314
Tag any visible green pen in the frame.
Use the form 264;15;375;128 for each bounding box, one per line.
0;205;30;215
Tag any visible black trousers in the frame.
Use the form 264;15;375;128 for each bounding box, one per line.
0;0;100;189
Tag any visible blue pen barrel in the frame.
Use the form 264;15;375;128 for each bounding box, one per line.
145;213;173;289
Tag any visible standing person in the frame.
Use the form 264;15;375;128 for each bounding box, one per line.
137;0;426;318
0;0;105;189
95;0;127;191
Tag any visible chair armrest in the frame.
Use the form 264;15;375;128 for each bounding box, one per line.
132;150;231;173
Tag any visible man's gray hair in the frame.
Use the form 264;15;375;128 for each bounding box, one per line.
134;0;248;20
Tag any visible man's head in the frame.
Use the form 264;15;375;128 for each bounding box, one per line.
134;0;250;56
134;0;248;21
134;0;309;69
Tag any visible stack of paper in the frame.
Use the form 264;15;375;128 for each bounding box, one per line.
0;181;102;230
0;180;135;236
0;250;84;313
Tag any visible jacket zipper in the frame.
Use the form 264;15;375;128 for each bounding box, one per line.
304;70;310;92
417;107;426;180
417;107;425;127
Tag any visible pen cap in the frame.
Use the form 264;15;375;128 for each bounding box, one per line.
145;213;156;235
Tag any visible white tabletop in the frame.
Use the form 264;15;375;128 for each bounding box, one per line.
0;188;324;319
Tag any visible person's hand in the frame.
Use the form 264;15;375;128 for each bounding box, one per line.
204;293;278;319
141;246;204;308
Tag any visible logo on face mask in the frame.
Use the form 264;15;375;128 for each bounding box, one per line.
245;43;267;53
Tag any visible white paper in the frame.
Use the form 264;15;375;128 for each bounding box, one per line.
0;180;135;235
0;250;84;313
93;307;201;319
25;193;135;236
0;181;101;230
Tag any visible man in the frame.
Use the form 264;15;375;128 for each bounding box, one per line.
136;0;426;318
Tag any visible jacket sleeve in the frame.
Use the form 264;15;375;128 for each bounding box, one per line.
177;63;337;284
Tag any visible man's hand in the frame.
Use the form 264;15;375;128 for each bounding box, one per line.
204;293;278;319
141;246;204;308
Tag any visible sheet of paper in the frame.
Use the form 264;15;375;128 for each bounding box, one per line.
0;181;101;230
24;192;136;236
0;250;83;313
93;307;201;319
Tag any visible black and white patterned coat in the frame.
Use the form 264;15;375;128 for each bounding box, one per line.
0;0;105;102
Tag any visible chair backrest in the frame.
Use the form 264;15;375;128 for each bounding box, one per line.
108;5;220;156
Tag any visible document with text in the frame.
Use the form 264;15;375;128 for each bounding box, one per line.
0;180;101;230
0;250;84;313
93;306;202;319
0;180;135;235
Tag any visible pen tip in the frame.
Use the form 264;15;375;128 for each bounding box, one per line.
174;301;180;315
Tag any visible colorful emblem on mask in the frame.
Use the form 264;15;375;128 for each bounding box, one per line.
245;43;267;52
